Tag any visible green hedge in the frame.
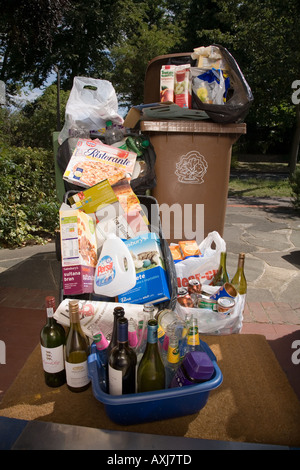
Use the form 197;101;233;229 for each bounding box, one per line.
0;143;60;248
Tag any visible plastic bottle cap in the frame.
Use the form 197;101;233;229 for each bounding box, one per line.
183;351;214;380
106;120;112;126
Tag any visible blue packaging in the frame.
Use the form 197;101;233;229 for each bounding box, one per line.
118;233;171;305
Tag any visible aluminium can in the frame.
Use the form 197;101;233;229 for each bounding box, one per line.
177;287;195;308
197;295;217;311
217;297;235;315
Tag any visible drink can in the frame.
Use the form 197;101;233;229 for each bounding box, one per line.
210;282;237;301
188;279;202;295
217;297;235;316
177;287;195;307
197;295;217;311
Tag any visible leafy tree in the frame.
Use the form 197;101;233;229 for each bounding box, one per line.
11;84;69;149
0;0;70;92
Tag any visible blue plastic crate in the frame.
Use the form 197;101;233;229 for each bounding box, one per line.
88;340;223;425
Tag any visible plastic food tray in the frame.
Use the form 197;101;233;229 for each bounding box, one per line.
87;340;222;425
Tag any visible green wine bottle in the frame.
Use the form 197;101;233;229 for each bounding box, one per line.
107;306;125;357
137;319;165;393
108;317;137;395
40;296;66;388
65;300;90;393
211;251;229;286
231;253;247;295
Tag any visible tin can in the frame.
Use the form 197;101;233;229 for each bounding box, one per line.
188;279;202;295
177;287;195;308
210;282;237;301
197;295;217;311
217;297;235;315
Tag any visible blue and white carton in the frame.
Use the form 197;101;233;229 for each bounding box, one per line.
118;232;171;305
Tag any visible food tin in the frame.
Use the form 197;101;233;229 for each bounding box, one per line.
198;295;217;311
188;278;202;295
210;282;237;301
217;297;235;315
177;287;195;307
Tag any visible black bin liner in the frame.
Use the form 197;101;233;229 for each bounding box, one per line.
191;44;254;124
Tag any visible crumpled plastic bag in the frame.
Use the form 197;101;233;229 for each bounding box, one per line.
192;68;227;105
58;77;123;145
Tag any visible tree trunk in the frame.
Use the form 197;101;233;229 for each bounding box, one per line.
290;104;300;175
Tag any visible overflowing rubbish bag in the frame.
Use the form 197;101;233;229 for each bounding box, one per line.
58;77;124;145
191;44;254;123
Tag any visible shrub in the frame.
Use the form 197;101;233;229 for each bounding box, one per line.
290;168;300;211
0;143;59;248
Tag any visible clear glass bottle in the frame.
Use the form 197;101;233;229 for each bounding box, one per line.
231;253;247;295
165;335;180;388
65;300;90;393
40;296;66;388
211;251;229;286
185;316;201;353
137;319;165;392
108;317;137;395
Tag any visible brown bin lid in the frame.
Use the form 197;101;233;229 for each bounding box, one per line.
140;120;247;135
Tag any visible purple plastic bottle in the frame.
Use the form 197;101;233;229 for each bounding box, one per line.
170;351;214;388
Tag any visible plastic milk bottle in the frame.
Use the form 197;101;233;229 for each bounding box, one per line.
93;234;136;297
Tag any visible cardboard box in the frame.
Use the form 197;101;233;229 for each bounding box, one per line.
60;205;97;295
63;138;137;188
118;232;171;305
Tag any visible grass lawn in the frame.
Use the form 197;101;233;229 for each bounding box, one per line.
228;162;298;198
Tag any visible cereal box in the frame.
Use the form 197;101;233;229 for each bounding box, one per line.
59;205;97;295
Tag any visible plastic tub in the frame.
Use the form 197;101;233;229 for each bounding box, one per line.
87;340;222;425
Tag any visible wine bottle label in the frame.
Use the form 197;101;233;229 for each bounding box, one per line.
108;365;122;395
41;345;64;373
65;360;90;388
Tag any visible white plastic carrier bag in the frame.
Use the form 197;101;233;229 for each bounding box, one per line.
58;77;124;145
174;231;244;334
175;231;226;289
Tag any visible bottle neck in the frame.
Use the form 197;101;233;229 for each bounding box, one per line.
117;317;129;348
146;321;158;345
45;298;56;325
220;251;227;267
187;324;200;346
237;256;245;269
69;300;82;331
